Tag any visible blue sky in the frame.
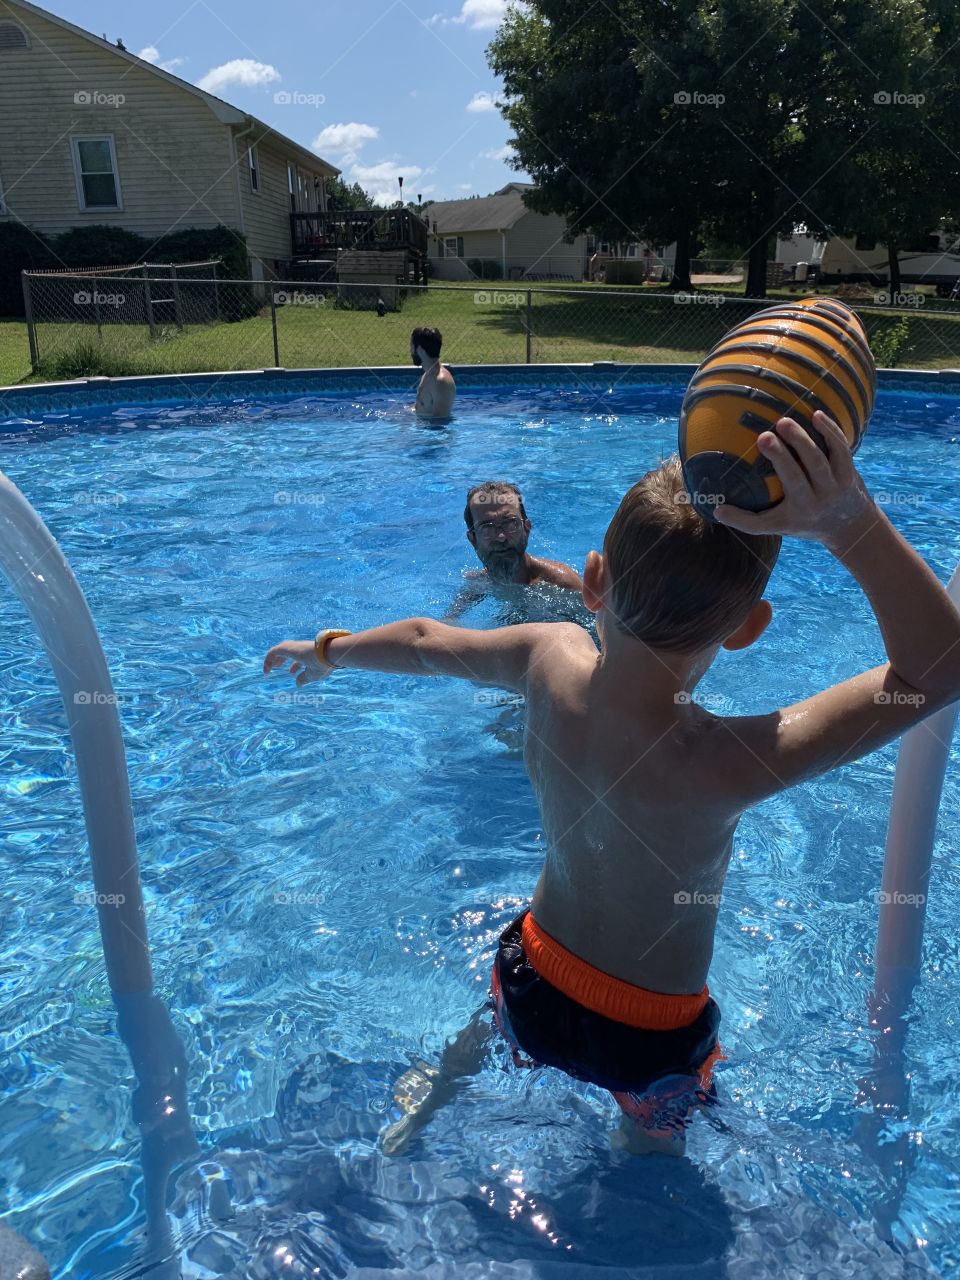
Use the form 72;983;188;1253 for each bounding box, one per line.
55;0;527;203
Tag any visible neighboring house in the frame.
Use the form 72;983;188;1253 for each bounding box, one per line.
0;0;338;279
775;227;827;270
426;183;591;281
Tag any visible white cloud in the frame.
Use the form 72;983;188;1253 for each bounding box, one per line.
467;91;499;113
313;122;379;155
457;182;473;190
350;160;426;205
197;59;281;94
482;144;515;162
137;45;186;73
430;0;511;29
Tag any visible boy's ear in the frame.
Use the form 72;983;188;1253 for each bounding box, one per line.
582;550;605;613
722;600;773;651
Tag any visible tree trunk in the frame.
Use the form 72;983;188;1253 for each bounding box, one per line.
671;223;692;292
746;233;769;298
887;243;901;304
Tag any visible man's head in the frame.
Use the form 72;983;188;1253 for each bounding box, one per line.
584;456;780;658
464;481;531;583
411;327;443;366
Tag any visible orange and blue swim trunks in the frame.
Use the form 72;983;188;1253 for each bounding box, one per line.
491;910;723;1120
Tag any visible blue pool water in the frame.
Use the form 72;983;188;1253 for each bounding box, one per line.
1;381;959;1279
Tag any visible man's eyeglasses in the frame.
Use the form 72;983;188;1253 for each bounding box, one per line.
474;516;523;536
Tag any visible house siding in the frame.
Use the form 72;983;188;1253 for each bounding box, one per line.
0;6;240;240
506;212;588;279
427;210;588;280
236;132;330;276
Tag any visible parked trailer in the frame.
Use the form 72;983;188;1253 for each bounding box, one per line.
820;235;960;295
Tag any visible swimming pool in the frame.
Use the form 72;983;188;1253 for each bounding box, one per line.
1;377;958;1278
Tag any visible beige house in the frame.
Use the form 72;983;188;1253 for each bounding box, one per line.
427;184;590;281
0;0;338;278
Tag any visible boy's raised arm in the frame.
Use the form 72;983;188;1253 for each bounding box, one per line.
264;618;571;695
711;411;960;805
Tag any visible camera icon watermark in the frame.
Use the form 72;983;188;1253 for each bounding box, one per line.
74;291;125;307
273;90;326;107
273;490;325;506
75;489;125;505
74;890;126;906
674;291;725;306
74;690;123;706
873;290;923;308
875;890;926;905
873;689;926;706
474;290;524;307
73;89;125;107
274;290;325;308
474;689;521;706
873;490;923;508
273;889;325;905
274;690;326;707
673;488;726;508
873;90;925;106
674;889;722;906
674;90;725;107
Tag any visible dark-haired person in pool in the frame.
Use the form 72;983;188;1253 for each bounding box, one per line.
411;327;456;417
444;481;584;623
264;410;960;1156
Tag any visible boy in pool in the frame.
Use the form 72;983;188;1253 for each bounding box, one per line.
263;410;960;1153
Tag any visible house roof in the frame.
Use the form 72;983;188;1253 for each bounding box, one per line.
426;183;538;234
1;0;339;178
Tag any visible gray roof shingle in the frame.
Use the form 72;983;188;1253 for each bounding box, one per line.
426;183;537;233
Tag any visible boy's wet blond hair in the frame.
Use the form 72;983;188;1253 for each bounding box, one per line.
603;456;781;653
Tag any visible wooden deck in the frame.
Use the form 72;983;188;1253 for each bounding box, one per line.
291;209;428;260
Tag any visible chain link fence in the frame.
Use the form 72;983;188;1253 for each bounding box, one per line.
20;274;960;379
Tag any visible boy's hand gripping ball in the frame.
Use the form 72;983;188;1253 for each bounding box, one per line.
679;297;877;520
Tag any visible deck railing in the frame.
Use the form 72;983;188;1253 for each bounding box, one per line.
291;208;429;257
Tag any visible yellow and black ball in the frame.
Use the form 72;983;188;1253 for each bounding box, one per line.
679;297;876;519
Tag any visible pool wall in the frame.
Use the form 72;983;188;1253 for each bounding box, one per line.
1;362;960;421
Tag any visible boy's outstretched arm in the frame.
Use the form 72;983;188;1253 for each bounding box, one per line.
710;411;960;805
264;618;578;695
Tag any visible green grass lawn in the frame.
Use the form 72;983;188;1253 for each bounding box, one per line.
0;321;32;385
2;281;960;386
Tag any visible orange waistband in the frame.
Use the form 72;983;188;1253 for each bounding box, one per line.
521;911;710;1032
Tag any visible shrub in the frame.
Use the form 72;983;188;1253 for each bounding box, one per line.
36;339;140;380
0;224;58;317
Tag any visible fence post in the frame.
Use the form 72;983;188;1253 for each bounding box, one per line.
170;265;184;332
142;266;156;340
21;271;39;373
270;284;280;368
525;290;532;364
93;276;103;341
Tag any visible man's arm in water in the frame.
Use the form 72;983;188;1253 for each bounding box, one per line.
264;618;581;695
441;579;488;624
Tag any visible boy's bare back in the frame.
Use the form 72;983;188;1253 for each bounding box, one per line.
265;409;960;1004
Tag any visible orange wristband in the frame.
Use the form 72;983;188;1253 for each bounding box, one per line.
314;628;352;669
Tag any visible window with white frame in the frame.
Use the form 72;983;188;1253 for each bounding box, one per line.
444;236;459;256
248;145;260;193
288;162;297;211
71;136;122;210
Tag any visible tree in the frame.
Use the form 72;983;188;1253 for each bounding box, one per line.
325;177;373;211
488;0;960;299
803;0;960;302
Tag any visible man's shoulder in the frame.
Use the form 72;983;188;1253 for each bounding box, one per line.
530;556;583;588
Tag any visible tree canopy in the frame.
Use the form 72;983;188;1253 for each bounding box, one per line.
488;0;960;296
